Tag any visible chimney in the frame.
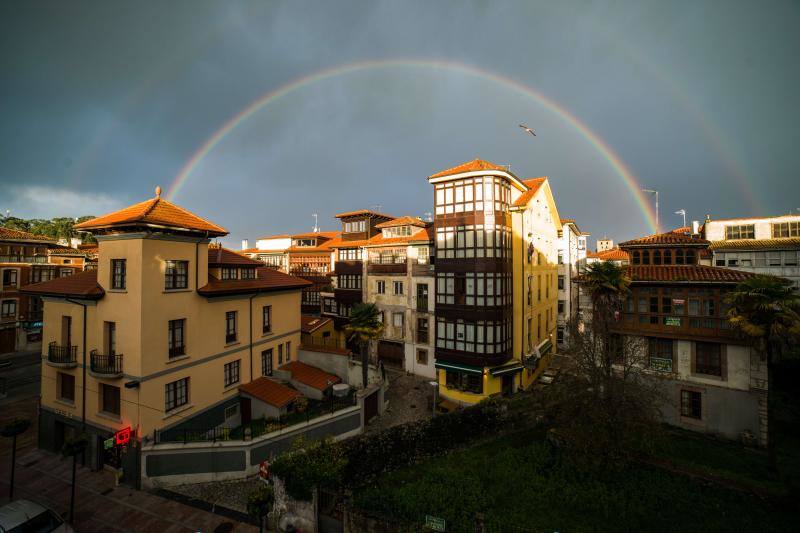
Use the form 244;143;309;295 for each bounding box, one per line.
691;220;700;235
241;239;249;250
705;214;711;222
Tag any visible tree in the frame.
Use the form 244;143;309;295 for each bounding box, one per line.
345;303;383;388
1;417;31;501
247;484;275;533
725;275;800;456
580;261;631;375
61;434;88;525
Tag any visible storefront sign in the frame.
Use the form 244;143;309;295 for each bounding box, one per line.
650;357;673;373
425;515;446;532
103;437;114;450
114;426;131;446
665;317;681;326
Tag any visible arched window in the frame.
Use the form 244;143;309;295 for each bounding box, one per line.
675;249;685;265
653;249;662;265
632;250;641;265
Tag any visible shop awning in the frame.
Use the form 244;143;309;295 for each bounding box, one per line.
434;361;484;375
489;362;523;376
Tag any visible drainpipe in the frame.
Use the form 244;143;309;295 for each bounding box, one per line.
66;298;87;431
249;293;257;382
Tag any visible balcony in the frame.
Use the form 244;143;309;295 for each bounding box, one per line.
367;262;407;275
90;350;123;378
0;255;48;264
411;262;435;277
47;342;77;367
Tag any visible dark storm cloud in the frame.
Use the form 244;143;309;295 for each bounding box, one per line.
1;0;798;245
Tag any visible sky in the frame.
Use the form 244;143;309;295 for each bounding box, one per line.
2;0;799;248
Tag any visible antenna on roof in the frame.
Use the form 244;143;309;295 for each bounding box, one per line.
371;205;382;213
312;213;319;233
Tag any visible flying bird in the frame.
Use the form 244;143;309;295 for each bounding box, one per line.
519;123;536;136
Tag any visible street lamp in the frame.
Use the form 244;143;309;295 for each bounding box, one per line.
428;380;438;417
675;209;686;228
642;189;659;231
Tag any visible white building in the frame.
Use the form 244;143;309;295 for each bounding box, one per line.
702;214;800;288
556;219;587;347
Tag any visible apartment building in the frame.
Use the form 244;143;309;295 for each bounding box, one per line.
363;216;436;378
428;159;560;406
701;214;800;288
24;189;309;484
556;219;587;348
609;227;767;445
1;227;81;354
242;231;339;314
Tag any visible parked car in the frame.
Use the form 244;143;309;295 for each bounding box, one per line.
0;499;73;533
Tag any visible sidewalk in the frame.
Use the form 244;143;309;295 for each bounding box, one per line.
0;447;258;532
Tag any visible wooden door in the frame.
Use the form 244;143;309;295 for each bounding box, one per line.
378;341;404;368
240;397;252;425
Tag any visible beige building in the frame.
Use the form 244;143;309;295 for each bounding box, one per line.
25;189;309;485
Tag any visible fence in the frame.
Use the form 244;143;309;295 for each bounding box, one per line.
301;334;349;351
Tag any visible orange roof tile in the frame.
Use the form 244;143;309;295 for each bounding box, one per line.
620;230;709;247
512;177;548;207
47;245;88;256
709;237;800;250
0;227;56;243
21;269;104;299
374;216;427;229
300;315;332;334
257;233;292;240
364;226;433;247
596;248;630;261
334;209;395;220
239;377;301;408
624;265;756;283
208;246;262;266
429;158;510;179
198;267;311;296
74;193;227;236
279;361;341;391
291;231;339;239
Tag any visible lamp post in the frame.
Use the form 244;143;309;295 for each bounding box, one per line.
675;209;686;228
428;380;438;417
642;188;659;231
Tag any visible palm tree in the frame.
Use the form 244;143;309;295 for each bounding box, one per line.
725;275;800;455
581;261;631;372
345;303;383;388
2;417;31;501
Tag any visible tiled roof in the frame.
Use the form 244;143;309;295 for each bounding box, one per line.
324;237;372;248
624;265;756;284
374;216;427;229
334;209;395;220
620;230;709;247
0;227;56;243
198;267;311;296
511;177;547;207
597;248;630;261
257;234;292;241
21;269;104;299
47;245;88;256
364;226;433;247
208;246;262;266
279;361;341;391
429;158;510;179
709;238;800;250
74;193;227;236
300;315;332;334
560;218;575;224
239;377;301;408
670;226;692;234
291;231;339;239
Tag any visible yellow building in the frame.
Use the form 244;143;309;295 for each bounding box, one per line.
24;188;309;485
428;160;561;406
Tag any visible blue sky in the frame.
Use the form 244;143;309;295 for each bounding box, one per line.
2;0;798;247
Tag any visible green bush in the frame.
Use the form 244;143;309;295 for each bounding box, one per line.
271;437;346;500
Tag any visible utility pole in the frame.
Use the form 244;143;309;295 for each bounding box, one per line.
642;189;659;231
312;213;319;233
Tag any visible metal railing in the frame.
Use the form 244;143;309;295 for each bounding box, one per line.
0;255;48;263
47;342;77;364
90;350;123;375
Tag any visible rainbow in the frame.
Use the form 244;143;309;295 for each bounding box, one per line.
166;59;659;232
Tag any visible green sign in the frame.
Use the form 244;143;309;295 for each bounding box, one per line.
665;317;681;326
650;357;673;373
425;515;446;531
103;438;114;450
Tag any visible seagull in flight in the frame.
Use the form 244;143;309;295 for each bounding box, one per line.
519;123;536;136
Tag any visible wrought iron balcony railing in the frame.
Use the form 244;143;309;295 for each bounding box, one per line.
90;350;123;376
47;342;77;365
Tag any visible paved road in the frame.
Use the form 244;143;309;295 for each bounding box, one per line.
0;350;41;402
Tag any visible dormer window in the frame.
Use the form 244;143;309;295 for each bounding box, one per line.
725;224;754;240
293;238;315;247
382;226;412;238
344;220;366;233
221;267;238;280
241;268;256;280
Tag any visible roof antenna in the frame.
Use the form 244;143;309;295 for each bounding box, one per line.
312;213;319;233
371;204;382;213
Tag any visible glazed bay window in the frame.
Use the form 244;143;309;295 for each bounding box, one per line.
648;337;674;372
225;311;237;343
725;224;755;240
371;248;407;264
111;259;126;289
224;359;240;387
165;260;189;289
436;272;511;307
695;342;722;376
338;248;362;261
436;316;511;355
445;371;483;394
338;274;362;289
165;377;188;412
435;224;511;260
434;176;511;216
344;219;366;233
168;319;185;358
681;390;702;419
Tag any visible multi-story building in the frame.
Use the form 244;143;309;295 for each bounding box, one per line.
556;219;588;347
1;227;80;354
609;227;767;445
596;237;614;252
701;214;800;288
363;216;436;378
242;231;339;314
24;189;310;483
321;210;394;330
47;244;89;272
427;159;560;405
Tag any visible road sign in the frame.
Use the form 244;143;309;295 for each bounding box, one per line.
425;515;446;531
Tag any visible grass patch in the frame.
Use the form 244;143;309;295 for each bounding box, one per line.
353;428;800;532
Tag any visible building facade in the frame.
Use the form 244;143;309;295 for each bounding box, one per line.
610;228;767;445
701;214;800;288
428;159;560;406
25;190;309;484
556;219;587;348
